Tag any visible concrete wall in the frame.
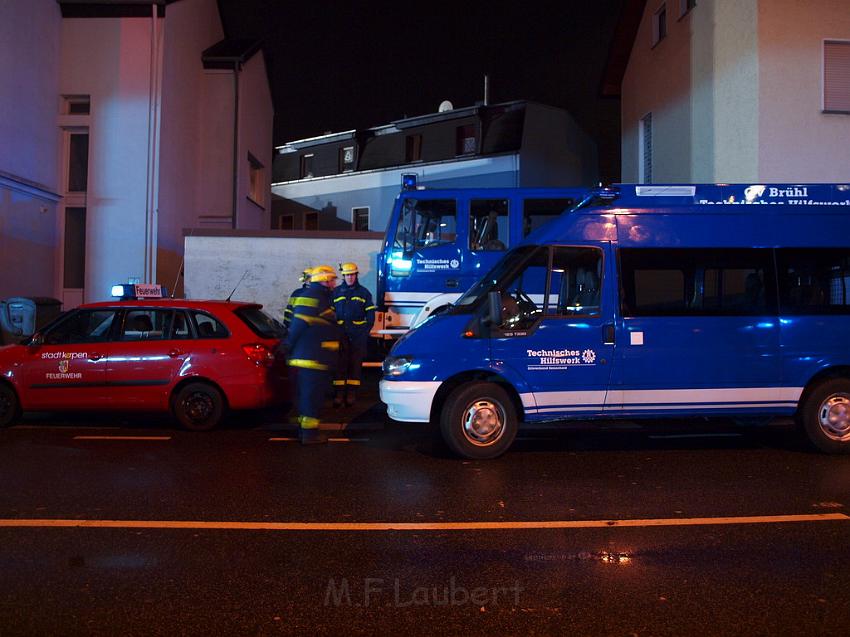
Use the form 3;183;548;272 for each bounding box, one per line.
758;0;850;181
184;233;383;320
0;0;62;299
272;154;519;234
157;0;224;297
60;16;157;301
519;103;599;187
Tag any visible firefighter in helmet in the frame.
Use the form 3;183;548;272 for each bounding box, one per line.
285;264;340;444
282;266;314;330
332;262;376;407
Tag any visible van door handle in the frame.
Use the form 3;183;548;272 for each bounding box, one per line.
446;279;459;288
602;324;615;345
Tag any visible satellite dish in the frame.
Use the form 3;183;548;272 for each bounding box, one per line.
438;100;454;113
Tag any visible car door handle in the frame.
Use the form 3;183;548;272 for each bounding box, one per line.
89;353;104;361
168;348;184;358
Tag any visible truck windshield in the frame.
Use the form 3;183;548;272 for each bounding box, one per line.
392;198;457;256
452;246;541;309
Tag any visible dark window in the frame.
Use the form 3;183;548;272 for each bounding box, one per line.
305;211;318;231
470;199;508;251
235;306;284;338
339;146;355;172
353;207;369;231
68;133;89;192
405;134;422;162
393;199;457;254
455;125;476;155
65;96;90;115
277;214;294;230
299;154;314;179
620;248;775;316
172;311;192;339
63;207;86;289
522;198;576;237
641;113;653;184
191;311;229;339
120;310;172;341
496;248;549;330
777;248;850;314
44;310;116;344
652;5;667;46
824;41;850;113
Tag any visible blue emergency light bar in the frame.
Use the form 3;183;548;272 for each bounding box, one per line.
401;174;418;190
111;283;167;300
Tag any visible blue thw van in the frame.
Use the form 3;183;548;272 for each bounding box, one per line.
380;183;850;458
376;179;590;338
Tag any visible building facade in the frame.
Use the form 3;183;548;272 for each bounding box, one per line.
608;0;850;183
271;101;599;234
0;0;273;306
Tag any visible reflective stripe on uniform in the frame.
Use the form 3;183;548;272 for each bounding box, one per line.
292;314;332;326
320;308;335;318
292;296;319;308
337;319;344;324
333;380;345;386
364;305;377;311
288;358;329;371
299;415;320;429
321;340;340;351
333;296;346;303
352;320;367;325
346;379;361;386
351;296;367;303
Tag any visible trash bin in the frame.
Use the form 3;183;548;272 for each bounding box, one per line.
0;297;62;345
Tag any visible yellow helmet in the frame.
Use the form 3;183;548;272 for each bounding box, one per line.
310;265;338;283
299;266;314;283
339;262;359;275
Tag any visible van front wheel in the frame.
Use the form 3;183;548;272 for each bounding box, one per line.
440;382;517;459
800;378;850;453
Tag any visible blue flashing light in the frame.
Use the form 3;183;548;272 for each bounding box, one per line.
111;283;167;300
401;174;418;190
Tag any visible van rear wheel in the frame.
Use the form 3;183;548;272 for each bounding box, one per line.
440;382;517;459
799;378;850;453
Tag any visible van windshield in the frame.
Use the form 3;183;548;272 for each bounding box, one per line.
452;246;542;310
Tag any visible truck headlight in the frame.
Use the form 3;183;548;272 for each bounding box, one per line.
383;356;413;377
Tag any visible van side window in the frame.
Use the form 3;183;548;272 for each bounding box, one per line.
522;198;576;237
470;199;508;251
620;248;775;316
777;248;850;314
497;249;549;330
393;198;457;254
547;248;603;317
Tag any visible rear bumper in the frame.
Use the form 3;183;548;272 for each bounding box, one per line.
379;379;441;422
223;368;289;410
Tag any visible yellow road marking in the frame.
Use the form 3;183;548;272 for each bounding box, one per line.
72;436;172;441
0;513;845;531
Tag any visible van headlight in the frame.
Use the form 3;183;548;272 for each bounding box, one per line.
383;356;413;377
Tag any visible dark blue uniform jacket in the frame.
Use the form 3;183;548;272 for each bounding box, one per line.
285;283;340;370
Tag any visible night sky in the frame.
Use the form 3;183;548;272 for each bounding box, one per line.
217;1;625;181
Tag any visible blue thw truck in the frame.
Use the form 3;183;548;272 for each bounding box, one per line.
380;183;850;459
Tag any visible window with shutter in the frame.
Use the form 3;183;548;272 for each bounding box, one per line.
824;41;850;113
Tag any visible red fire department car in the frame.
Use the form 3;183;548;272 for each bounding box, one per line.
0;285;287;430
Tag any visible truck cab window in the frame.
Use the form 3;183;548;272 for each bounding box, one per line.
393;198;457;255
470;199;508;251
523;198;576;237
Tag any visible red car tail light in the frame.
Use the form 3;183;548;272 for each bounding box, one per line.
242;343;275;367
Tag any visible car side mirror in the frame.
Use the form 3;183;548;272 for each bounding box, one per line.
26;333;44;347
487;291;503;326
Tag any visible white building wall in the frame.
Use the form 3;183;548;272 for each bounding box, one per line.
60;16;157;301
621;0;695;183
236;53;274;231
758;0;850;181
0;0;62;299
157;0;224;295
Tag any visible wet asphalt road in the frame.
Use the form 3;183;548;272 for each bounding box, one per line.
0;388;849;635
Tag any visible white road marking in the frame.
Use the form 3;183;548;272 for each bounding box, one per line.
72;436;172;441
0;513;845;532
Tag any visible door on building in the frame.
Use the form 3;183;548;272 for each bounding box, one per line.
62;129;89;308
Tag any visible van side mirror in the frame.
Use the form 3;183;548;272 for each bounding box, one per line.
488;291;503;326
